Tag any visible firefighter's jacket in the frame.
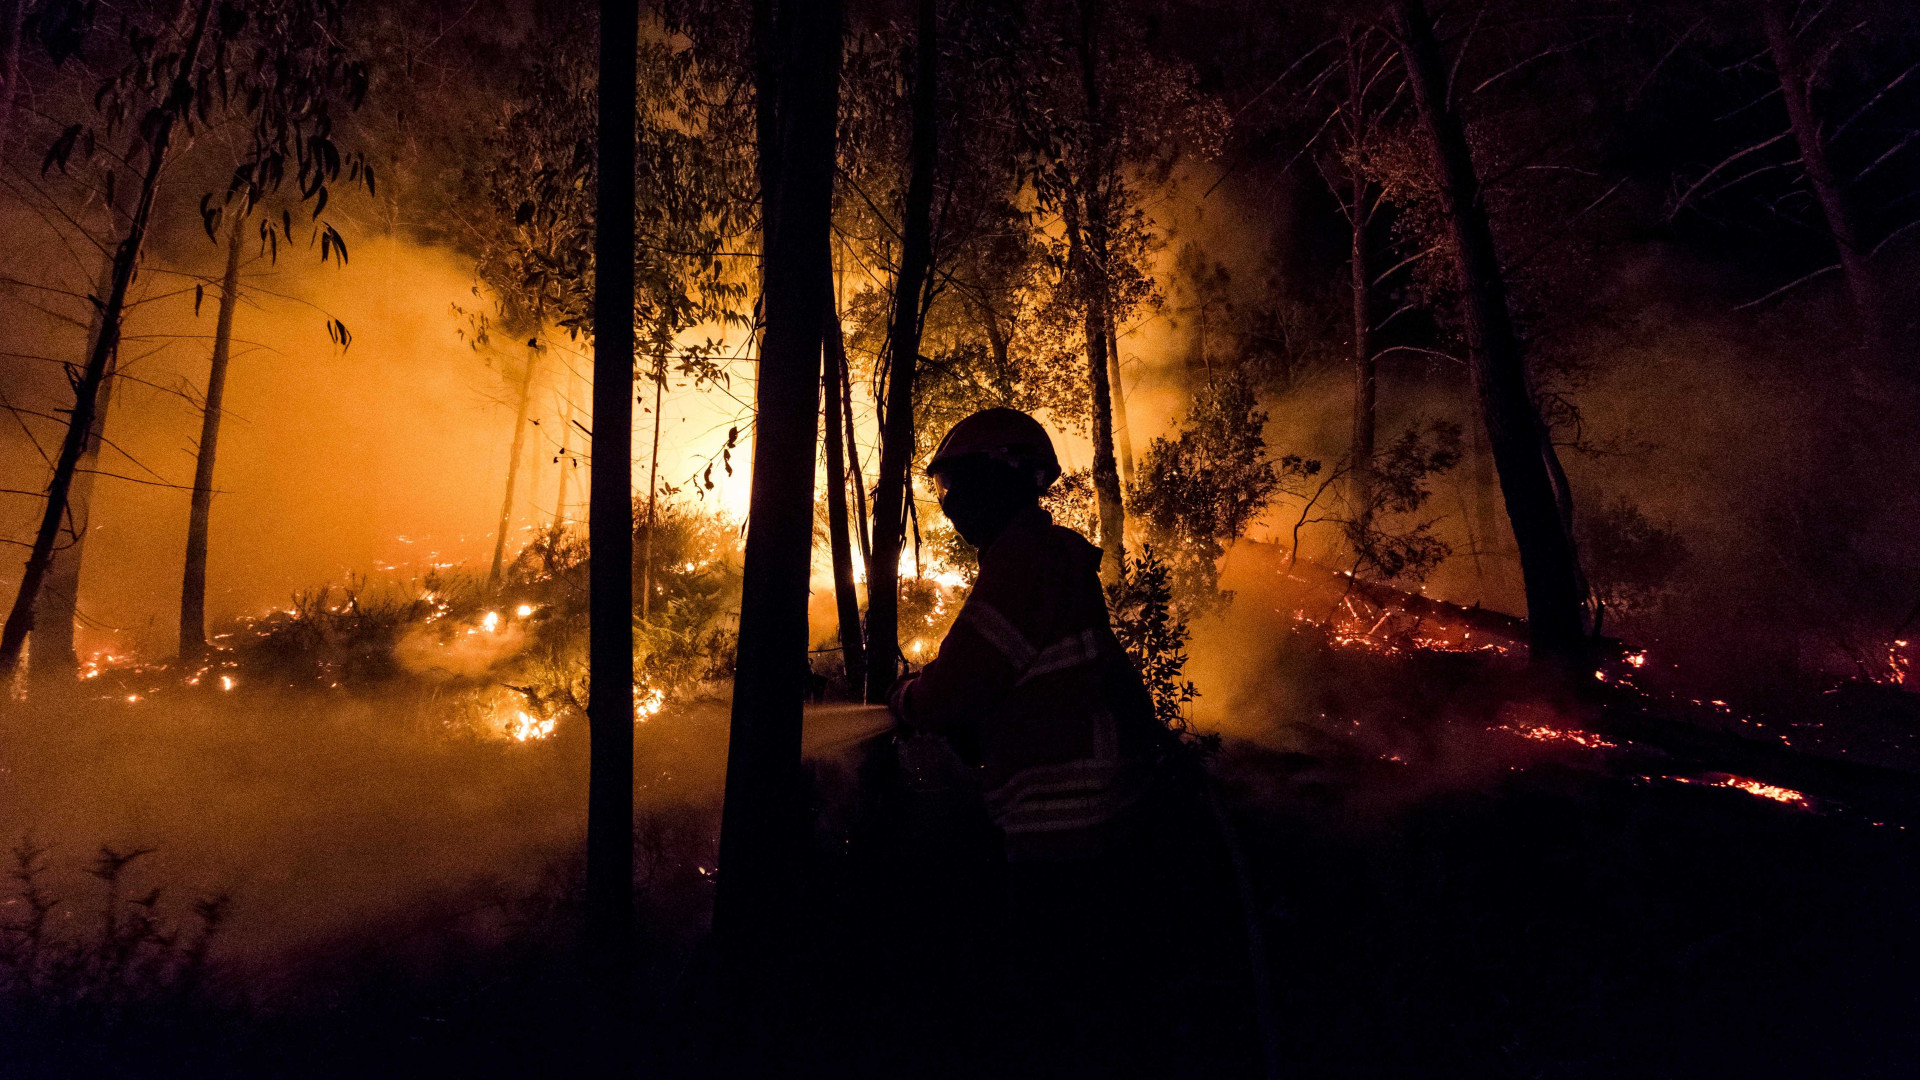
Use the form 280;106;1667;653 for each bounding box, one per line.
891;506;1160;861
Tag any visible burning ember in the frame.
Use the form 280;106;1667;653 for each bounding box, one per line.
1713;775;1811;808
1661;773;1814;810
635;687;665;722
1879;640;1912;687
1501;723;1618;750
508;710;556;741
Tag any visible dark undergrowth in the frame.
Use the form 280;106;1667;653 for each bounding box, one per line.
6;638;1919;1078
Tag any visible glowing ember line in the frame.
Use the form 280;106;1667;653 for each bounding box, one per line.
1502;724;1618;750
1715;776;1810;807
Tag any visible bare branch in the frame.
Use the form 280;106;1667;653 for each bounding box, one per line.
1831;59;1920;141
1852;127;1920;186
1511;178;1629;270
1869;215;1920;259
1669;129;1796;218
1732;262;1841;310
72;469;196;492
0;391;58;468
1627;16;1709;109
1471;34;1606;98
1372;241;1446;287
1713;85;1783;125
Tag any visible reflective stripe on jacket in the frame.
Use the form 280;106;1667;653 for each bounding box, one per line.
892;507;1159;861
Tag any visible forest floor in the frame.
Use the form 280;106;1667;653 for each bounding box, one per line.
3;617;1919;1077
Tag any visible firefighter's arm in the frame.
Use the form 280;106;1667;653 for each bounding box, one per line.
890;564;1045;735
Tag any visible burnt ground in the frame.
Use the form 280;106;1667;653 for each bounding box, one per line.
4;648;1920;1079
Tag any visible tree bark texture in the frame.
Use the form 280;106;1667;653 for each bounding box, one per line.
0;0;24;155
862;0;936;704
1761;3;1889;362
488;335;539;585
33;253;115;682
841;338;871;571
1076;0;1125;576
641;369;662;621
553;365;578;527
1396;0;1586;664
714;0;841;966
1106;326;1133;486
822;288;866;695
0;0;218;679
586;0;637;986
179;217;246;664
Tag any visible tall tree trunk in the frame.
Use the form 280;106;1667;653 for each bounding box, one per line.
841;334;871;571
553;364;578;527
1106;326;1133;486
34;253;116;683
179;216;246;664
1762;3;1889;362
1395;0;1585;665
586;0;637;991
1082;292;1124;572
0;0;25;156
822;288;865;695
0;0;218;680
1350;166;1376;524
640;369;662;620
1076;0;1125;576
1467;415;1498;578
862;0;936;704
714;0;841;970
488;334;539;585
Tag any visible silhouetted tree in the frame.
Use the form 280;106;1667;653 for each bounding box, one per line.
863;0;938;703
1394;0;1586;665
822;285;865;694
0;0;371;680
177;218;247;665
713;0;841;976
585;0;637;991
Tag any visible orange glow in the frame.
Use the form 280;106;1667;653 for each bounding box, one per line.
508;710;555;742
1715;776;1810;807
1503;723;1618;750
635;687;665;722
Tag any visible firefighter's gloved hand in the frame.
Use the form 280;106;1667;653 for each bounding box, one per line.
887;671;919;723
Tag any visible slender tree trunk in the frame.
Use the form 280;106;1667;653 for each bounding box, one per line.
1076;0;1125;576
1468;414;1498;578
862;0;936;704
714;0;840;972
0;0;25;156
488;334;539;585
841;336;871;571
1106;325;1133;486
34;251;115;683
586;0;637;992
822;288;865;695
641;369;662;621
834;245;872;570
554;365;578;527
0;0;217;680
1762;3;1889;362
179;217;245;664
1083;290;1124;571
1396;0;1585;665
1350;168;1376;524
